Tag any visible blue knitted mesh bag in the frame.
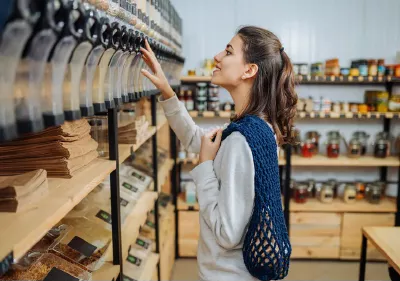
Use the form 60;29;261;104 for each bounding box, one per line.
222;115;291;281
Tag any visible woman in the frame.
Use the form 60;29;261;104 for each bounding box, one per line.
141;26;297;281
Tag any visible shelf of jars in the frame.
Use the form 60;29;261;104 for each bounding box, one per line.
187;110;400;120
290;155;399;167
0;158;116;262
290;198;396;213
181;75;400;84
177;156;286;166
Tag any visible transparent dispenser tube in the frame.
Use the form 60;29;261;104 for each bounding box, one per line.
122;53;135;102
88;17;110;114
106;49;124;106
64;41;92;120
83;44;104;114
128;52;140;101
43;35;77;127
15;29;57;135
0;20;33;141
98;48;116;109
116;51;130;103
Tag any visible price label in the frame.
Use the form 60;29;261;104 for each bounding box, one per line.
120;197;129;207
131;171;146;181
145;220;155;228
96;210;112;225
122;182;138;193
43;267;79;281
136;238;150;249
127;254;142;266
68;236;97;257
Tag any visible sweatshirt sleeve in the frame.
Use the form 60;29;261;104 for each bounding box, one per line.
159;95;214;154
190;132;255;249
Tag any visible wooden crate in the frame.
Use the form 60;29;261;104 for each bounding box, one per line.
340;213;395;261
290;212;342;259
178;211;199;257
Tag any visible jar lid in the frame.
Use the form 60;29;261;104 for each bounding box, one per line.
349;138;361;145
296;184;308;190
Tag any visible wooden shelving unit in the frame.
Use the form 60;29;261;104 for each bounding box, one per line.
178;157;286;166
0;158;116;262
188;110;400;120
177;194;199;211
119;127;157;165
291;198;397;213
291;155;400;167
181;75;400;85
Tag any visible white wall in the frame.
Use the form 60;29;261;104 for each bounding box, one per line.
172;0;400;196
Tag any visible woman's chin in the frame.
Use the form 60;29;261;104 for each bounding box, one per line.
211;75;221;86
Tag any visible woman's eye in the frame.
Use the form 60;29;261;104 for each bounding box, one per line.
225;50;231;56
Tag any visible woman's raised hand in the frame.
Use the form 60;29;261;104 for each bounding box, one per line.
140;39;175;99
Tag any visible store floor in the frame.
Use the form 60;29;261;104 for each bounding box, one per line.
171;259;391;281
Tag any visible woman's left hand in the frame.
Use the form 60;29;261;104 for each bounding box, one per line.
199;128;223;164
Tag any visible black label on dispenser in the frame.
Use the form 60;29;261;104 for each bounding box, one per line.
96;209;112;225
122;182;138;193
120;0;126;9
0;252;13;276
120;197;129;207
123;275;137;281
112;0;118;3
127;254;142;266
68;236;97;257
43;267;79;281
131;171;146;181
136;238;150;249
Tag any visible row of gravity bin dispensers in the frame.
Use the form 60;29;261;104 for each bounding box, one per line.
0;0;184;142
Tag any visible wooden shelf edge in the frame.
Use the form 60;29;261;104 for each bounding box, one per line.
92;262;120;281
290;198;396;213
157;117;168;131
140;253;160;281
181;76;212;82
0;158;116;261
291;155;400;167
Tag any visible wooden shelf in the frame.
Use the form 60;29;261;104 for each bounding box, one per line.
181;76;212;83
104;191;158;262
181;75;400;85
92;262;120;281
0;158;116;261
157;116;168;131
157;159;174;191
178;157;286;166
119;126;157;164
291;155;400;167
139;253;160;281
291;198;396;213
188;110;400;120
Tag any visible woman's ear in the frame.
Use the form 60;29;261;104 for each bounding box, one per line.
242;63;258;80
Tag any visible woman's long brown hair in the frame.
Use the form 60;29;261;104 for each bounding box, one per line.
235;26;298;145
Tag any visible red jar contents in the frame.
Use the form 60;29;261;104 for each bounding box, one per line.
301;141;315;158
327;139;340;158
294;184;308;204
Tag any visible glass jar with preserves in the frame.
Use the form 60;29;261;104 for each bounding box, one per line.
306;179;316;198
343;183;357;204
368;60;378;76
301;139;315;158
366;184;382;204
327;179;338;198
348;138;362;159
377;59;385;76
294;183;308;204
305;131;320;155
359;60;368;76
374;132;391;158
327;138;340;158
355;181;366;200
352;131;370;155
319;183;334;203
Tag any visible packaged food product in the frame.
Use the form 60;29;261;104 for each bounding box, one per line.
119;164;152;190
343;184;357;204
1;253;91;281
319;184;334;203
132;235;153;256
294;183;308;204
52;219;111;271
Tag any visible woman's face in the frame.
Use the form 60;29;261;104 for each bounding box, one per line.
211;35;247;90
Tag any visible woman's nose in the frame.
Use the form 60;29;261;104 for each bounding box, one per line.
214;51;223;63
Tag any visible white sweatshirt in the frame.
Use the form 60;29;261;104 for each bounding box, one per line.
160;95;260;281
